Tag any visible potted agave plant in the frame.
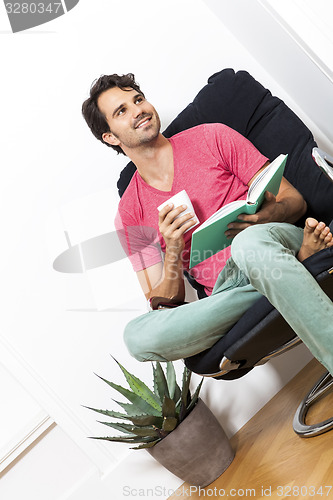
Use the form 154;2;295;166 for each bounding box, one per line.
85;359;234;487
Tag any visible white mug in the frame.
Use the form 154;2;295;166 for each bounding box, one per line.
157;190;199;233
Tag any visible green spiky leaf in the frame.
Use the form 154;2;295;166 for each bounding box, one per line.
83;406;132;421
84;404;164;428
125;426;160;438
113;358;162;411
131;439;161;450
187;378;204;414
166;362;176;399
166;362;181;404
179;367;191;421
96;376;161;416
162;395;176;419
162;416;178;432
112;399;147;417
173;382;182;406
130;415;164;427
153;362;170;402
98;421;160;438
90;435;156;444
96;421;135;436
180;367;191;406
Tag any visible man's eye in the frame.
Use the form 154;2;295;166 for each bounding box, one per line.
135;97;143;104
118;108;125;116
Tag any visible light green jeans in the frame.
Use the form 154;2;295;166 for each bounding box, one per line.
124;223;333;375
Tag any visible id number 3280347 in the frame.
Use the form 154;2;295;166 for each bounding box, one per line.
5;3;62;14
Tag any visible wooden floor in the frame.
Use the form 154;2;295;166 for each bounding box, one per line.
169;359;333;499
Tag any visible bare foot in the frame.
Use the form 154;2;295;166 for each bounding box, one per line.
297;217;333;262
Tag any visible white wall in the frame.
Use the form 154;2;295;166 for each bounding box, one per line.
0;0;331;498
0;363;52;473
204;0;333;152
263;0;333;78
0;426;94;500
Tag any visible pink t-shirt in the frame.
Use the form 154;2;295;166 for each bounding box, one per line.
115;123;268;295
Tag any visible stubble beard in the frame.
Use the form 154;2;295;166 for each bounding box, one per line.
134;111;161;147
113;111;161;150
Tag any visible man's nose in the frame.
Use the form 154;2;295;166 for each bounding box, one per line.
132;103;144;118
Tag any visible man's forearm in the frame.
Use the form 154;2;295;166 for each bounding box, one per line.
149;250;185;301
275;187;307;223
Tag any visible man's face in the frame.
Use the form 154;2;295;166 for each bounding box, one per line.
98;87;161;152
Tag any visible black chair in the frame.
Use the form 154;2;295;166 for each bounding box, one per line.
117;69;333;437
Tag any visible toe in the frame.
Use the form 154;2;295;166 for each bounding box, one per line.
313;221;325;238
325;232;333;246
305;217;318;230
320;226;330;241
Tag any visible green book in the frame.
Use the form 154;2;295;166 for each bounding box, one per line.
189;154;288;268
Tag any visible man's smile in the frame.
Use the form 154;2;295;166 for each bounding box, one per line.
134;115;152;129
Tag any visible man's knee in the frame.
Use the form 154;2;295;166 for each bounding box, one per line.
231;224;292;283
123;319;148;362
230;225;282;284
123;316;169;362
231;225;265;266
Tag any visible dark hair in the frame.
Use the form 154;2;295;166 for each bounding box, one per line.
82;73;144;155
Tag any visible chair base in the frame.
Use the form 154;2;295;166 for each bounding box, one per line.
293;371;333;437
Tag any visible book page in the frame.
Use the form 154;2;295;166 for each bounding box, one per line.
248;162;274;202
247;154;287;204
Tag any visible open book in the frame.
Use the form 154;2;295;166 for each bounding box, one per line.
189;154;288;268
312;148;333;183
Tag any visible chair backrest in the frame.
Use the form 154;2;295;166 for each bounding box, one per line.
117;68;333;225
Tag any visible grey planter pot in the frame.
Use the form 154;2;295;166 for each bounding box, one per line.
147;398;234;487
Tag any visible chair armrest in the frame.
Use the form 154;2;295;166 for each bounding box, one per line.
149;296;187;310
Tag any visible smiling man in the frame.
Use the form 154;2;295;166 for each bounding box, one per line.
99;87;161;150
82;73;333;377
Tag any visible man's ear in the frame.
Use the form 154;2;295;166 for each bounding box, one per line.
102;131;121;146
